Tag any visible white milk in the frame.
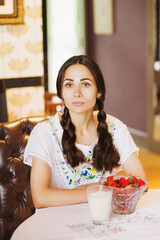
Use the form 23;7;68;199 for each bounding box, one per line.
88;190;112;222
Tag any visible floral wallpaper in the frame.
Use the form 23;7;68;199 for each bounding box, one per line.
6;86;44;121
0;0;43;77
0;0;45;121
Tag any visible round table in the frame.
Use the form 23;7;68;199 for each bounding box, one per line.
11;189;160;240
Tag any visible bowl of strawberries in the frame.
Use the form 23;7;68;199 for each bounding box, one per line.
100;175;148;214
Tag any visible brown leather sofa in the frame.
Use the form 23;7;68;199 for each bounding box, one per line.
0;116;49;240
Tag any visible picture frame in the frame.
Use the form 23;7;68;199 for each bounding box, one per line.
93;0;114;35
0;0;24;24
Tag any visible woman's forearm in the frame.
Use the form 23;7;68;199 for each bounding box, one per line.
32;187;88;209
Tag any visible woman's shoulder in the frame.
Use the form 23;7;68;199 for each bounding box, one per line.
106;114;124;126
106;114;126;138
32;112;62;134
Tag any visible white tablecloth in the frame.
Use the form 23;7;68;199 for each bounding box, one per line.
11;189;160;240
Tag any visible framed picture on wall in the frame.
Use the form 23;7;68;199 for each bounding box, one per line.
0;0;24;24
93;0;114;35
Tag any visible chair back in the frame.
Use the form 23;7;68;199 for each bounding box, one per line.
0;116;50;240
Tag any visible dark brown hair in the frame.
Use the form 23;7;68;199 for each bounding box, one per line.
56;55;120;172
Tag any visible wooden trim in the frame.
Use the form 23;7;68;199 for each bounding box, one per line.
42;0;48;91
0;0;24;25
0;77;43;89
0;92;8;122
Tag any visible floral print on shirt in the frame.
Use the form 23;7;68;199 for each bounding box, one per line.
69;150;102;186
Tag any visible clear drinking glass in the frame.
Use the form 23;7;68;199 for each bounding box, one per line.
87;185;113;225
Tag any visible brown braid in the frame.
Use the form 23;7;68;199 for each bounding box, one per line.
92;100;120;172
61;106;86;167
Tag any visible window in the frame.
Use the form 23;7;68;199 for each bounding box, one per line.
46;0;86;93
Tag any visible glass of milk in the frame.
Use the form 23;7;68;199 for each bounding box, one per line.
87;185;113;225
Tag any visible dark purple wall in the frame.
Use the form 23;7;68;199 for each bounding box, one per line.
86;0;147;132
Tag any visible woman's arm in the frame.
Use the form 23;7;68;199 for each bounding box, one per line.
30;157;98;208
122;152;147;180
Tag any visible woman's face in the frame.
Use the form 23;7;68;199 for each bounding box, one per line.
61;64;99;114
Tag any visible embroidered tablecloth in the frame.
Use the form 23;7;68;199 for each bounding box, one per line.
11;189;160;240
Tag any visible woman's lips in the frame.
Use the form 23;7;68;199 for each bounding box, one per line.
72;102;84;107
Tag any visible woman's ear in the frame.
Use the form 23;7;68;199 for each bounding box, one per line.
97;92;101;99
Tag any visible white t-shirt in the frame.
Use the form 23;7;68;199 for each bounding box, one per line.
24;112;139;189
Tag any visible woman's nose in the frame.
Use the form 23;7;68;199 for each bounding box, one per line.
74;86;82;97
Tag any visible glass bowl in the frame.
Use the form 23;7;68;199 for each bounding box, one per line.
100;175;148;214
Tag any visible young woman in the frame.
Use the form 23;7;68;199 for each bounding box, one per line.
24;55;147;208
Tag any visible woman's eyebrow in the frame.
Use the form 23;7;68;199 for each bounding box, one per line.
63;78;93;82
80;78;93;82
63;78;74;82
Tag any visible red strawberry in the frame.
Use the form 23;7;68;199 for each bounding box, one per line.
129;176;138;184
119;177;129;187
107;176;114;181
103;182;108;186
137;179;145;186
132;176;138;183
108;179;115;186
111;182;119;187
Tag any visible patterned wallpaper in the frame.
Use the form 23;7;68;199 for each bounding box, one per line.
0;0;45;121
6;86;44;121
0;0;44;77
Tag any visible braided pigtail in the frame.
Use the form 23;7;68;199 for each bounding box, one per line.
93;100;120;172
60;106;85;167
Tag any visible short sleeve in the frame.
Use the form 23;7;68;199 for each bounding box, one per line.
24;123;54;168
113;120;139;167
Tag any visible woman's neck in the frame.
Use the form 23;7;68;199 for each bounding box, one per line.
70;111;95;129
69;111;98;145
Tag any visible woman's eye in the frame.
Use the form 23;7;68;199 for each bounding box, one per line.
82;82;90;87
65;83;72;88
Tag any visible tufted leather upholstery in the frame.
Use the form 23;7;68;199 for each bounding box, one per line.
0;116;50;240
